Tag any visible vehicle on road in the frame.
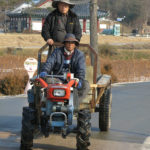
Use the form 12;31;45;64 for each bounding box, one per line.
20;43;112;150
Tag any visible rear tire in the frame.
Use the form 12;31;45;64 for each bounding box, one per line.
76;109;91;150
20;107;35;150
99;86;112;131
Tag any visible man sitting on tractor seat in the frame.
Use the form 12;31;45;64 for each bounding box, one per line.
40;33;89;101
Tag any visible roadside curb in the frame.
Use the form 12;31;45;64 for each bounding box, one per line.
112;80;150;86
0;94;27;99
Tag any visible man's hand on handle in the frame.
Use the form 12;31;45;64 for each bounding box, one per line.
77;80;82;89
47;39;54;45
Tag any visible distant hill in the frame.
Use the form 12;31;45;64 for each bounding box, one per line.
98;0;150;28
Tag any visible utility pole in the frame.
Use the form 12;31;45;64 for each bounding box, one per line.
90;0;100;76
4;9;7;32
4;1;9;33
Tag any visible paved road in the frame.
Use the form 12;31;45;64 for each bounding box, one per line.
0;82;150;150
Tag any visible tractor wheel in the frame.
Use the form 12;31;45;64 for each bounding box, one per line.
99;86;112;131
76;109;91;150
20;107;36;150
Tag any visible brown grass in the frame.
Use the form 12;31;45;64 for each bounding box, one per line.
101;58;150;82
0;55;33;79
0;33;150;47
0;54;150;95
82;35;150;44
1;51;150;83
0;33;45;47
0;74;28;95
101;63;118;83
1;33;150;95
0;33;150;83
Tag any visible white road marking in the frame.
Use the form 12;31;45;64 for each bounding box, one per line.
141;137;150;150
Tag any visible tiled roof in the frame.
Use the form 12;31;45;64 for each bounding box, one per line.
72;3;107;19
7;8;51;17
7;3;108;19
23;8;51;17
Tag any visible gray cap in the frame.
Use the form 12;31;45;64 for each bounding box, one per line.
63;33;79;46
52;0;75;8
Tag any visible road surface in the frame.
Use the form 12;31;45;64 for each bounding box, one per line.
0;82;150;150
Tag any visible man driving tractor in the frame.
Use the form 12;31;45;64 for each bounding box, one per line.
20;34;91;150
40;33;89;101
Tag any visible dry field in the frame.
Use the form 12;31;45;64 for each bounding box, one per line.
1;52;150;83
0;33;150;47
0;33;150;83
101;58;150;82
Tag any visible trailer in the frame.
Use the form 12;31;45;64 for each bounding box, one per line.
20;42;112;150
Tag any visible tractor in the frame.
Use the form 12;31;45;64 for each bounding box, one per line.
20;43;112;150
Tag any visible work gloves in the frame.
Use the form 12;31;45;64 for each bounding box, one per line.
40;72;48;78
77;80;82;89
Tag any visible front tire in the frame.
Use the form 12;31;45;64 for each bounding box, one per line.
20;107;35;150
76;109;91;150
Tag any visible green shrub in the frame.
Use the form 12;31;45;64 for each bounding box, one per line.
98;43;117;57
0;75;28;95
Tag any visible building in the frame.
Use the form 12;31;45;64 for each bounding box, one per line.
7;0;108;33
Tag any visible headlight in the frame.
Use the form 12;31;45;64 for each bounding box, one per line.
53;89;66;97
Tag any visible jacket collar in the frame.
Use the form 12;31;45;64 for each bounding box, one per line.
60;46;77;55
64;47;74;55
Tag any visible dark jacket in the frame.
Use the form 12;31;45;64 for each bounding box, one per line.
42;47;85;81
41;9;82;42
